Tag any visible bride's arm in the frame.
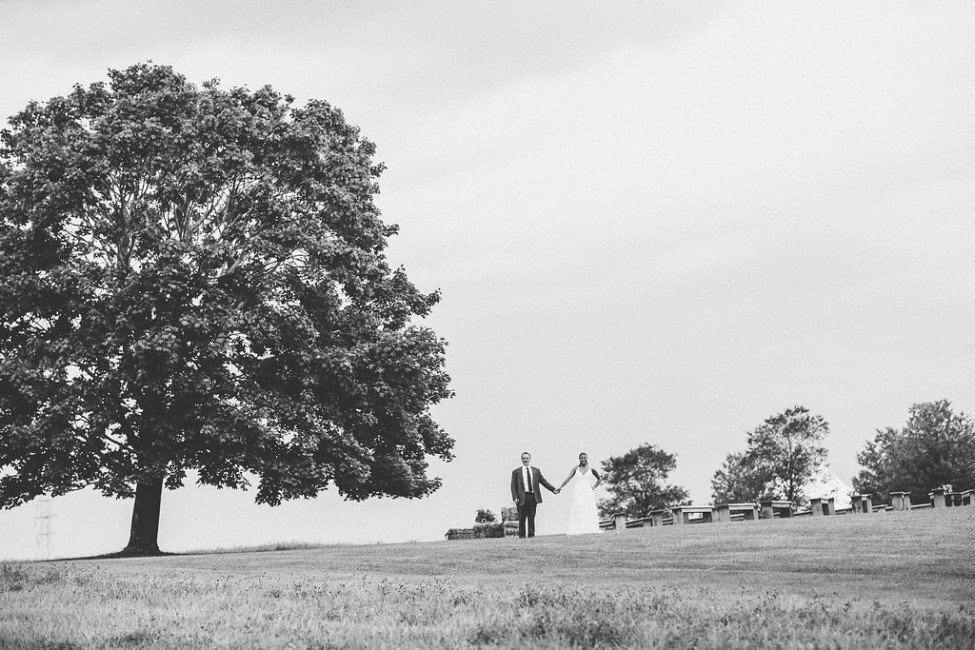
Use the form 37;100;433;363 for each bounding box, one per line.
557;467;575;490
590;469;602;489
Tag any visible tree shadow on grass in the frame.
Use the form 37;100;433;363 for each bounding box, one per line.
42;540;332;562
46;549;175;562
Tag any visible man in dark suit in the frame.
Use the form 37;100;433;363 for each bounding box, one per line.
510;451;559;538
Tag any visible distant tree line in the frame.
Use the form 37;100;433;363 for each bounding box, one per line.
709;400;975;510
594;400;974;521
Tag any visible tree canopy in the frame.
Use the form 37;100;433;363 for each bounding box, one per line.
0;63;454;554
711;406;829;509
710;451;775;505
596;443;688;519
852;400;975;503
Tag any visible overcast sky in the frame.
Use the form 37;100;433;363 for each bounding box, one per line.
2;1;974;559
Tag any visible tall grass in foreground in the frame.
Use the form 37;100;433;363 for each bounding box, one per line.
1;563;972;648
2;509;974;648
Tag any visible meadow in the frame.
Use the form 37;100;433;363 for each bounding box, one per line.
1;507;973;648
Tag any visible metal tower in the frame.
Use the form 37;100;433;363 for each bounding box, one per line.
34;497;56;560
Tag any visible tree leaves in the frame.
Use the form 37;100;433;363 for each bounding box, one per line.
710;451;774;505
596;443;689;519
711;406;829;509
852;400;975;503
0;63;453;511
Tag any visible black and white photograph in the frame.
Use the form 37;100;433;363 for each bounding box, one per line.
1;1;974;647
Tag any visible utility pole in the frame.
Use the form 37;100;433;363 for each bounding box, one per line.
34;497;56;560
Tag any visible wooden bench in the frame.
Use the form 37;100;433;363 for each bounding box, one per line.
851;494;873;514
924;487;974;507
647;510;673;526
940;490;974;507
928;487;957;508
889;491;911;511
624;517;655;529
714;503;758;523
671;506;715;525
760;500;792;519
612;512;628;530
809;497;835;516
599;512;631;531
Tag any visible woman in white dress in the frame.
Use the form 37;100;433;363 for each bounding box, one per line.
558;452;603;535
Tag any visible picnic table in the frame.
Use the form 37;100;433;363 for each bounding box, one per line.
760;500;792;519
671;505;715;525
714;503;758;523
851;494;873;514
809;497;835;516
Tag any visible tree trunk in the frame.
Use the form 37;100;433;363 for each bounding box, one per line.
120;475;164;556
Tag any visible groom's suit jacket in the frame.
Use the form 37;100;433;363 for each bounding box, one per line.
510;466;556;506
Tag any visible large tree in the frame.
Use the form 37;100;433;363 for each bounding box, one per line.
596;443;688;519
743;406;829;508
853;400;975;504
0;64;454;555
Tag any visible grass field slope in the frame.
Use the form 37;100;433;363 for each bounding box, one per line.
2;507;974;648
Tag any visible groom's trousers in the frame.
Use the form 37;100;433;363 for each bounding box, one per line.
518;493;537;538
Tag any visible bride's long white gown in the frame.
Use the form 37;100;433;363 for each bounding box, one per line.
566;466;601;535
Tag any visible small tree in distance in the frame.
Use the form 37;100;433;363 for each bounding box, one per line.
744;406;829;508
474;508;496;524
853;400;975;504
710;406;829;509
0;64;454;555
597;443;688;519
710;451;775;504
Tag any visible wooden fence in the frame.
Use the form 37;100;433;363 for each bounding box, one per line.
595;488;974;532
444;489;973;540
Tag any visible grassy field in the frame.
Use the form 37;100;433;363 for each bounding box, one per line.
2;507;974;648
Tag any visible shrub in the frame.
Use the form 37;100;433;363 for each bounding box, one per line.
474;508;497;523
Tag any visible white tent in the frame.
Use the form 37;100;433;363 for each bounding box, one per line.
803;466;854;510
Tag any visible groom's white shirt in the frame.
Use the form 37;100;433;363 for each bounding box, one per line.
523;465;532;491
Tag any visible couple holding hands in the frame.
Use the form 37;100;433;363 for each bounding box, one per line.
509;451;602;538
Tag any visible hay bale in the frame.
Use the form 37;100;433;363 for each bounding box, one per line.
473;523;504;538
500;506;519;522
445;528;476;541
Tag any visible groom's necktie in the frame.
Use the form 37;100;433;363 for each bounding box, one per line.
525;467;532;492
